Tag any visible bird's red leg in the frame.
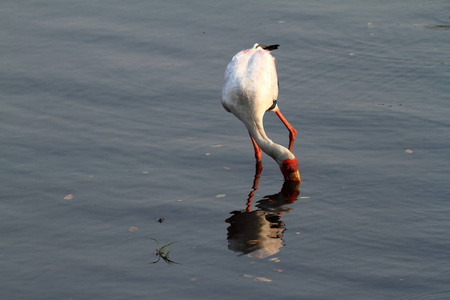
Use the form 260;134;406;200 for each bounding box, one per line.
247;132;263;211
249;132;262;163
274;109;297;152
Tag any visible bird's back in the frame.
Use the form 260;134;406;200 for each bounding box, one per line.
222;46;278;117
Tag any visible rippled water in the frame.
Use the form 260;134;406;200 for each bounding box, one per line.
1;0;449;299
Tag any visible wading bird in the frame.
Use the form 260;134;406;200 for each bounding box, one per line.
222;43;300;181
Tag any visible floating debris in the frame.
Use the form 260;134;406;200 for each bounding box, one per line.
269;257;281;262
274;269;283;273
128;226;138;232
63;194;73;200
210;145;223;148
255;277;272;283
242;274;272;283
150;238;179;265
216;194;226;198
405;149;413;154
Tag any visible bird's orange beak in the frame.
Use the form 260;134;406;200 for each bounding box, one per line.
280;158;301;182
284;170;301;182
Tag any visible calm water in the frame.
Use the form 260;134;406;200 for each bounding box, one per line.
1;0;449;299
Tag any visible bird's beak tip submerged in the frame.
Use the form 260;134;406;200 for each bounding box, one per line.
280;158;300;182
284;170;301;182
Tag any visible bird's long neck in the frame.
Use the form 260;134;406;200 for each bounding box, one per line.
244;116;295;165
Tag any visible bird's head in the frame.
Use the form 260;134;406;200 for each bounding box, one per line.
280;158;301;182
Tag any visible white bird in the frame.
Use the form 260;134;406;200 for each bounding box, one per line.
222;43;300;181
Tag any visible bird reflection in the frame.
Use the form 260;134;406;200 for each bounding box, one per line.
225;165;301;258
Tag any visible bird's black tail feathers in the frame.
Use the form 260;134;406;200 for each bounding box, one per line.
259;44;279;51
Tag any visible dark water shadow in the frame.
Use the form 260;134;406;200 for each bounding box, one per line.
425;24;450;31
225;164;301;258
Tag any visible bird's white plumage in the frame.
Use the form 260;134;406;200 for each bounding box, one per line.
222;44;278;119
221;44;296;167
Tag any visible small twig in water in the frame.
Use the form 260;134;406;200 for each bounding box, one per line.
150;238;180;265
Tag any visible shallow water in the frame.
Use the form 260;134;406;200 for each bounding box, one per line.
1;0;450;299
